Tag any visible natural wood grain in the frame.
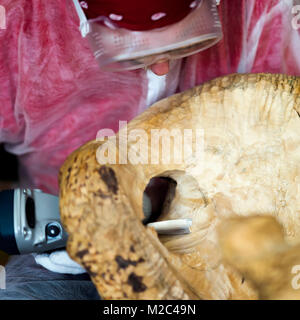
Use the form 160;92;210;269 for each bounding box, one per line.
59;73;300;300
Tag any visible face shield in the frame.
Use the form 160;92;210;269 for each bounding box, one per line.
73;0;223;71
0;189;67;255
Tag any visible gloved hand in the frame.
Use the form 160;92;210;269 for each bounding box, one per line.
33;250;86;275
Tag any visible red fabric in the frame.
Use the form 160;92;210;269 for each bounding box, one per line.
179;0;246;89
0;0;148;194
247;0;294;74
0;0;299;195
80;0;196;31
179;0;300;90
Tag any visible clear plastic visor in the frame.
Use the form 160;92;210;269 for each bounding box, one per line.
73;0;223;71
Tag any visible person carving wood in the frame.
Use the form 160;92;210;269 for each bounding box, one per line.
1;0;300;300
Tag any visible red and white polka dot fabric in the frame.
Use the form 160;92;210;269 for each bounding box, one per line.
79;0;199;30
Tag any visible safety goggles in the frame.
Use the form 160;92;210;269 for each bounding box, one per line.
73;0;223;71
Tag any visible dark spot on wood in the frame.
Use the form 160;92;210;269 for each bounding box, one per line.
84;265;98;277
65;167;71;184
93;189;110;199
90;270;98;278
288;78;295;94
76;249;89;259
127;272;147;293
241;277;245;284
110;274;114;281
115;255;144;270
115;256;136;269
100;194;110;200
130;245;135;253
87;242;93;248
99;166;118;194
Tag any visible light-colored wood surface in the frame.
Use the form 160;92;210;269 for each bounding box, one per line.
59;73;300;300
218;215;300;299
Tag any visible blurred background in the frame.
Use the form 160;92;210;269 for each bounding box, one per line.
0;144;19;265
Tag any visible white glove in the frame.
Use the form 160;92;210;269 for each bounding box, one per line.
33;193;189;275
31;194;151;275
33;250;86;275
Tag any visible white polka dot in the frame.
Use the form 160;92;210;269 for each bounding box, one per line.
80;1;88;9
109;13;123;21
151;12;167;21
104;20;116;29
190;1;198;8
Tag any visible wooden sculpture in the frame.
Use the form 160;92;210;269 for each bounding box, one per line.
59;73;300;299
